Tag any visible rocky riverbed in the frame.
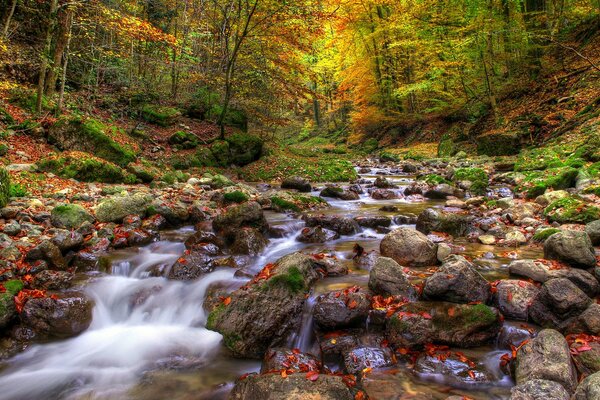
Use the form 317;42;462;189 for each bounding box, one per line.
0;159;599;400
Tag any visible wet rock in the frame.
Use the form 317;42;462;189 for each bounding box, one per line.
573;371;600;400
142;214;168;231
436;243;452;262
394;213;418;225
51;229;84;252
570;340;600;377
515;329;577;393
167;251;215;280
261;348;320;373
585;219;600;246
206;252;322;358
25;240;67;270
297;226;339;244
374;176;396;189
313;288;371;330
348;184;363;194
510;379;570;400
149;200;190;226
559;303;600;335
95;193;152;223
535;190;570;207
343;346;394;374
504;202;542;222
32;270;73;290
312;256;348;277
529;278;591;326
354;216;391;229
497;323;536;349
128;229;157;247
213;201;269;241
371;189;398;200
303;214;360;235
72;250;104;271
424;184;461;199
416;208;471;237
386;302;501;348
423;255;490;304
50;204;95;229
368;257;417;299
281;176;312;193
319;186;359;200
380;228;438;267
3;221;21;236
414;352;495;387
21;292;93;338
493;280;539;321
230;227;268;256
0;280;23;329
229;372;357;400
544;230;596;268
185;230;224;250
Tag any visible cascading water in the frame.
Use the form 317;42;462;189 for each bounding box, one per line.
0;241;237;400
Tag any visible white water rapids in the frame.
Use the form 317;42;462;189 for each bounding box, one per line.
0;242;236;400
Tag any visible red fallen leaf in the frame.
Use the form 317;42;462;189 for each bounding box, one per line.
506;290;513;302
239;373;251;380
467;370;476;379
222;296;232;306
355;391;365;400
517;281;527;288
292;348;301;354
348;300;358;309
576;345;593;352
342;374;356;387
0;284;5;293
50;294;59;300
448;307;455;317
306;371;319;381
421;312;432;319
281;369;288;378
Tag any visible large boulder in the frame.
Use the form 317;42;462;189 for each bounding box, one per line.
573;371;600;400
586;220;600;246
423;255;490;304
213;201;268;241
95;193;152;223
385;302;501;348
313;287;371;330
416;208;471;237
492;280;539;321
166;251;215;280
380;228;438;267
206;252;322;358
302;214;359;235
544;231;596;268
514;329;577;393
229;372;357;400
281;176;311;193
529;278;591;327
50;204;95;229
368;257;417;300
343;346;395;374
510;379;570;400
230;227;268;255
21;292;93;338
414;352;496;387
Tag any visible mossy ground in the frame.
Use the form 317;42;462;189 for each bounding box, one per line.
141;105;181;127
516;167;579;198
544;197;600;224
0;167;10;207
37;152;137;184
453;167;489;195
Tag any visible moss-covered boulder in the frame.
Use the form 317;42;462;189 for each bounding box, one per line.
51;204;95;229
477;132;521;156
168;131;199;149
517;167;579;198
127;164;155;183
0;167;10;208
37;153;137;184
205;252;322;358
437;133;456;157
0;279;23;329
207;134;263;167
544;197;600;224
47;118;136;167
385;302;502;348
452;167;489;195
94;192;153;223
141;105;181;127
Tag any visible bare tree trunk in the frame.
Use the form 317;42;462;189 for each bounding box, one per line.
57;10;73;112
46;7;72;96
2;0;17;38
36;0;59;114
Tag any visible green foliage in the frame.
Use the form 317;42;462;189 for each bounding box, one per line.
8;87;53;112
363;138;379;153
533;228;561;242
0;107;14;125
160;170;189;184
477;133;521;156
225;133;263;166
379;151;400;162
223;190;249;203
37;154;137;184
437;133;456;157
0;168;10;207
187;87;220;119
9;183;28;197
141;105;181;126
544;197;600;224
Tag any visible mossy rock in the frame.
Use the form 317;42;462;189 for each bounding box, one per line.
0;167;9;208
477;132;521;156
210;140;231;167
225;133;263;166
195;147;218;167
127;164;155;183
544;197;600;224
533;228;562;242
168;131;199;149
437;134;456;157
48;118;136;167
141;105;181;127
95;192;153;223
517;167;579;198
0;107;14;125
0;143;9;156
0;279;23;328
38;153;137;184
271;196;300;212
453;168;488;195
51;204;95;229
223;191;249;203
421;174;449;185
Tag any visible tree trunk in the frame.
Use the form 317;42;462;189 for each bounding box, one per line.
36;0;59;114
57;10;73;112
46;7;71;96
2;0;17;38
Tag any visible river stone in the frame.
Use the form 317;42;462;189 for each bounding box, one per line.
297;226;339;243
570;340;600;377
424;184;461;199
313;288;371;330
354;216;392;229
319;186;359;200
50;204;95;229
0;280;23;329
493;280;539;321
95;193;152;223
281;176;312;193
230;227;268;255
229;372;357;400
586;220;600;246
32;270;73;290
206;252;322;358
21;292;93;338
213;201;269;241
167;251;215;280
510;379;570;400
302;214;360;235
385;302;501;348
368;257;417;300
544;230;596;268
478;235;496;245
416;208;471;237
380;228;438;267
515;329;577;393
374;176;396;188
529;278;591;326
51;229;84;252
414;353;496;386
504;202;542;222
573;371;600;400
423;255;490;304
371;189;398;200
25;240;67;270
343;346;395;374
149;200;190;226
260;348;320;373
505;230;528;244
535;190;570;207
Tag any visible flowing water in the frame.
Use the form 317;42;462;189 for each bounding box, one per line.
0;167;543;400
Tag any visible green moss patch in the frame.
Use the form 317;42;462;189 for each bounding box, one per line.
240;155;356;183
264;266;306;293
544;197;600;224
141;105;181;127
422;174;449;185
516;167;579;198
38;153;137;184
223;191;249;203
0;168;10;207
453;168;488;195
271;196;300;212
533;228;561;242
168;131;199;149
